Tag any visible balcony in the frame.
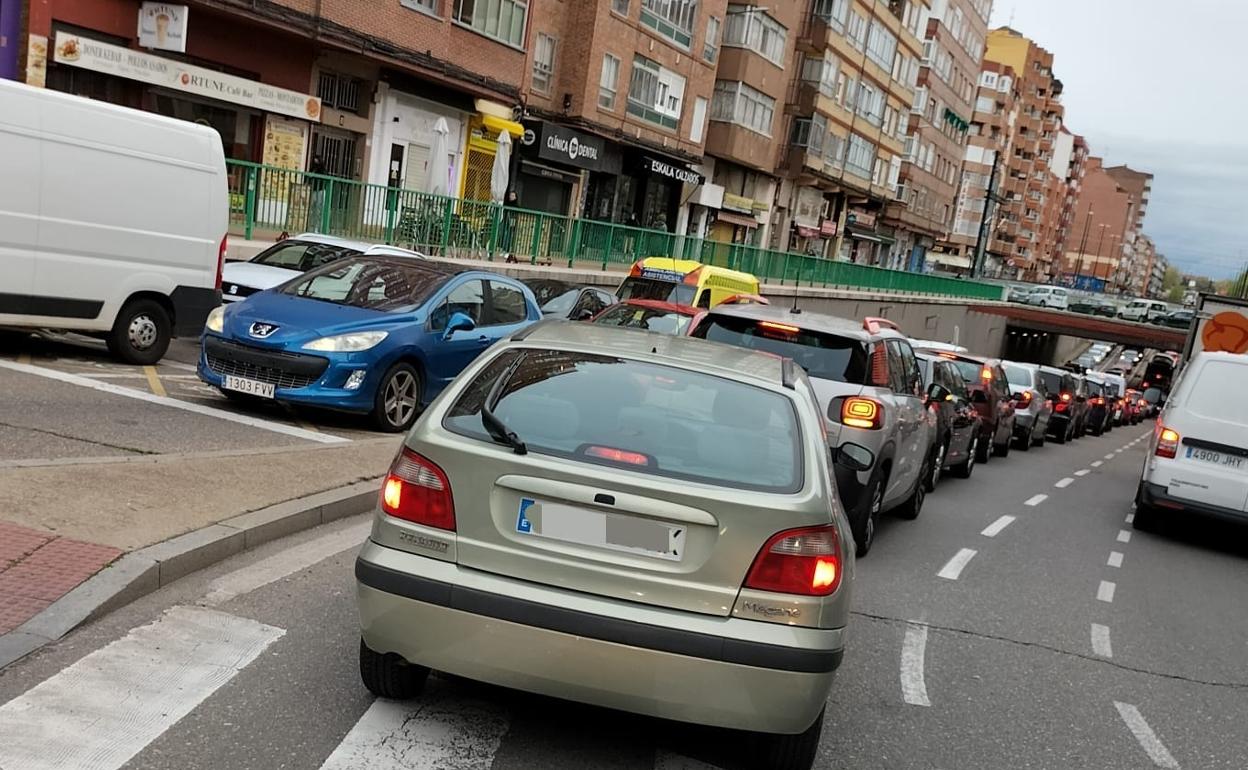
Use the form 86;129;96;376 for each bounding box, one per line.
793;80;854;128
704;121;779;174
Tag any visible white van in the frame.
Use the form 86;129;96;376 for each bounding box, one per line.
0;79;227;363
1118;298;1169;324
1025;286;1070;310
1137;352;1248;532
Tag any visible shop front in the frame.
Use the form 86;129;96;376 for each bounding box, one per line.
518;121;621;217
708;193;766;245
459;103;524;203
30;2;319;166
789;186;831;257
844;207;895;264
367;78;468;195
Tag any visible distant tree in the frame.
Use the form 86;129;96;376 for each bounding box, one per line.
1161;266;1182;293
1166;284;1185;303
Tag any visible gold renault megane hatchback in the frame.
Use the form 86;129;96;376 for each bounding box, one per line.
353;321;857;768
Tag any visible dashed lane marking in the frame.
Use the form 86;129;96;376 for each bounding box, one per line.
1025;494;1048;506
981;515;1016;538
1055;477;1074;488
900;622;932;707
1092;460;1104;467
1075;469;1091;476
1091;623;1113;658
1125;513;1135;524
0;606;283;770
1108;551;1124;568
1105;454;1116;461
1117;529;1132;543
1114;702;1181;769
937;548;977;581
0;359;348;444
1098;580;1117;603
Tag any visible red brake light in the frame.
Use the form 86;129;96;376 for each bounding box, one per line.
745;525;843;597
1156;427;1180;459
380;448;455;530
585;445;651;466
842;397;884;429
870;345;890;386
758;320;801;334
216;234;228;291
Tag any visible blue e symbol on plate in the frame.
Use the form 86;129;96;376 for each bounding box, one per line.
516;498;535;533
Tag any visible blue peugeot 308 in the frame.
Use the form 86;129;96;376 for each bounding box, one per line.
199;255;541;431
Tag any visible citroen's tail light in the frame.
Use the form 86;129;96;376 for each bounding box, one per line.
381;448;455;530
745;525;843;597
841;397;884;429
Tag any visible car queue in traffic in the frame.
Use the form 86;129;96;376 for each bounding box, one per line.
188;244;1164;769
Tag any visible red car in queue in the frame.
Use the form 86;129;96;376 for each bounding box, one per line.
917;350;1017;462
591;294;769;336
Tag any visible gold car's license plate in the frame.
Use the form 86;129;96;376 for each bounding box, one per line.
515;498;686;561
1186;446;1245;470
222;374;275;399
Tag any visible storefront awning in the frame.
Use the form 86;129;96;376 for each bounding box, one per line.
847;229;895;244
715;211;759;228
482;114;524;138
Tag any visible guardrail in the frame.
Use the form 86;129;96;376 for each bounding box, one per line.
226;160;1004;301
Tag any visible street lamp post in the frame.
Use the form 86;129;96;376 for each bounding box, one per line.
1075;208;1094;284
1092;224;1109;289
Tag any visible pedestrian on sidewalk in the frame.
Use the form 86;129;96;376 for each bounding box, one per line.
501;189;518;262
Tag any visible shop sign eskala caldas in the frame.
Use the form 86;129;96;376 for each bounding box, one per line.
53;32;321;121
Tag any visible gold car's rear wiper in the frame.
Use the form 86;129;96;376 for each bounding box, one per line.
481;353;527;455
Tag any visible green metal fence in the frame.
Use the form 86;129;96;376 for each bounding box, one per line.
225;159;1003;301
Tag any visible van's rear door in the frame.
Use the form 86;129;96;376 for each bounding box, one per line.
1166;358;1248;511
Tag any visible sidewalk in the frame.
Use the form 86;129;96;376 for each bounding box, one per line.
0;438;400;636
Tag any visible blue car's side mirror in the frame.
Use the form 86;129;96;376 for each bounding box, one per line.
442;311;476;341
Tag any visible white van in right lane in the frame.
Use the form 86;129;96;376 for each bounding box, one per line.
1137;351;1248;532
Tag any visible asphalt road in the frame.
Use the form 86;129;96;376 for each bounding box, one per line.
0;331;379;463
2;424;1246;769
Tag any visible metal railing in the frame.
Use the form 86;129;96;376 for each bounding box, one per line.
225;160;1004;301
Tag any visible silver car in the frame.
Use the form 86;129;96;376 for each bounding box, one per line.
1001;361;1054;449
354;322;854;769
691;304;937;556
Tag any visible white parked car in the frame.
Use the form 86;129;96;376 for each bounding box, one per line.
1117;298;1170;323
221;234;425;303
1025;286;1070;310
1136;352;1248;532
909;339;968;353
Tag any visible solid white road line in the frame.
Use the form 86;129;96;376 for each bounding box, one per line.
1055;477;1075;488
1118;529;1132;543
981;515;1016;538
1114;702;1181;769
319;693;510;770
1025;494;1048;506
1108;551;1125;568
1091;623;1113;658
937;548;977;580
1092;460;1104;467
202;521;371;606
900;622;932;707
0;606;283;770
0;359;348;444
1075;469;1091;476
654;751;723;770
1126;513;1135;524
1098;580;1117;603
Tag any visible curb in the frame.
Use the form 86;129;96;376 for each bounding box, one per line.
0;478;381;670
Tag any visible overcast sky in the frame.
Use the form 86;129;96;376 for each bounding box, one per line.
989;0;1246;278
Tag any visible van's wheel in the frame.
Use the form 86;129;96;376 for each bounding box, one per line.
1016;426;1033;451
753;707;825;770
359;639;429;699
851;473;884;557
107;298;171;365
371;363;422;432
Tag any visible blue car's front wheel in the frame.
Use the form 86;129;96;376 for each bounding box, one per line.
372;362;422;432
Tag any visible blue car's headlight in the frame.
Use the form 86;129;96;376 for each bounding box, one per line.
205;306;225;333
304;331;389;352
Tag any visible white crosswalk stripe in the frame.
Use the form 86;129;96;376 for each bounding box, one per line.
0;606;283;770
319;690;510;770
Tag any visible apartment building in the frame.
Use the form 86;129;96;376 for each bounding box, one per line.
1061;158;1155;293
883;0;990;272
779;0;930;262
520;0;726;228
1051;129;1089;260
972;27;1065;280
946;59;1019;275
